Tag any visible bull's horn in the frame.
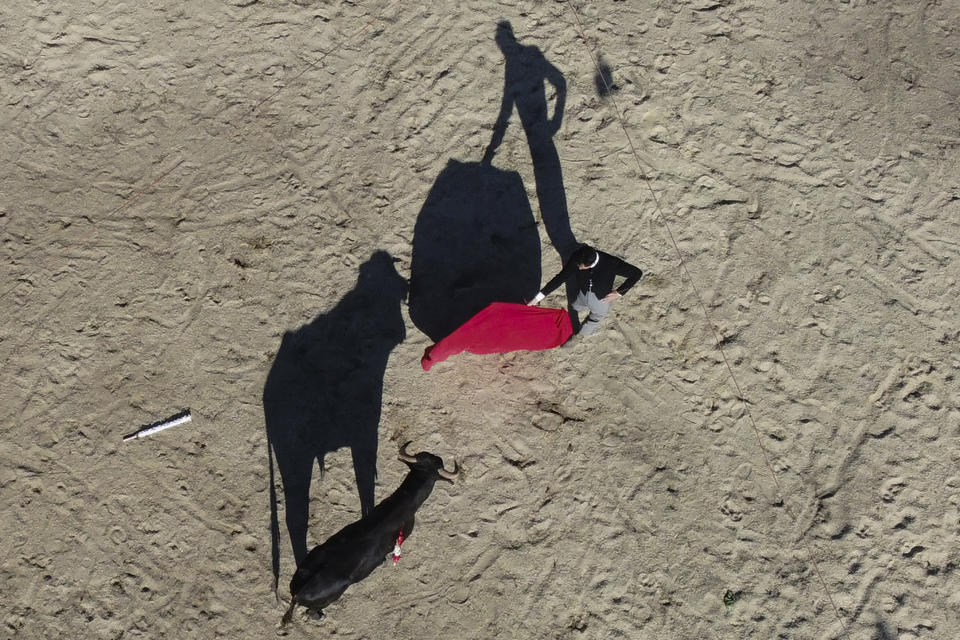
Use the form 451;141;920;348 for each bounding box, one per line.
437;460;460;482
398;441;418;463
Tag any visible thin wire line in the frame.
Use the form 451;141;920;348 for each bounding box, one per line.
562;1;849;635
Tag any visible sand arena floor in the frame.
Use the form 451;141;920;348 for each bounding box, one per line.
2;1;959;638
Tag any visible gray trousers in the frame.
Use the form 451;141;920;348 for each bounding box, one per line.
572;291;611;336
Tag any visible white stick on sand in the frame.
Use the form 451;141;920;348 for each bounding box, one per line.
123;409;192;441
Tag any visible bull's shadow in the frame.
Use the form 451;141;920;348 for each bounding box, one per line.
409;159;541;342
264;250;407;581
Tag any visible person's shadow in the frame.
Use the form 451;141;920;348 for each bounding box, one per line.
482;20;577;262
263;250;408;586
409;159;541;341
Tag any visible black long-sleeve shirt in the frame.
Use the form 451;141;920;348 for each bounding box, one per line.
541;250;643;298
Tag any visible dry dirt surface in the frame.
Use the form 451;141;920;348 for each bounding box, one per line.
3;1;959;639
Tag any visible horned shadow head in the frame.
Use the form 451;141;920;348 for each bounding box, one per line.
397;442;459;483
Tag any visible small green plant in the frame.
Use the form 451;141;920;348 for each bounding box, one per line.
723;589;740;614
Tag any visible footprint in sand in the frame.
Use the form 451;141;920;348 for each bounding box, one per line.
881;477;906;502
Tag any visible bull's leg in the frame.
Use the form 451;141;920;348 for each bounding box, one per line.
281;598;298;626
280;594;327;626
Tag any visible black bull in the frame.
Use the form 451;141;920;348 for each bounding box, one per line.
282;444;459;624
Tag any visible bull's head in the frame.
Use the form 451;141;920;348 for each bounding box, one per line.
397;442;459;483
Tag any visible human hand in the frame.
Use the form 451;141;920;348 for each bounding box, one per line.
601;291;622;303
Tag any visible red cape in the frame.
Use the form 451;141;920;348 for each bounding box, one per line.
421;302;573;371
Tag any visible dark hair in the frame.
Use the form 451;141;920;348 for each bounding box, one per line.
572;245;598;268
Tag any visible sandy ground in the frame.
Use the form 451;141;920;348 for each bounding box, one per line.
3;1;959;638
